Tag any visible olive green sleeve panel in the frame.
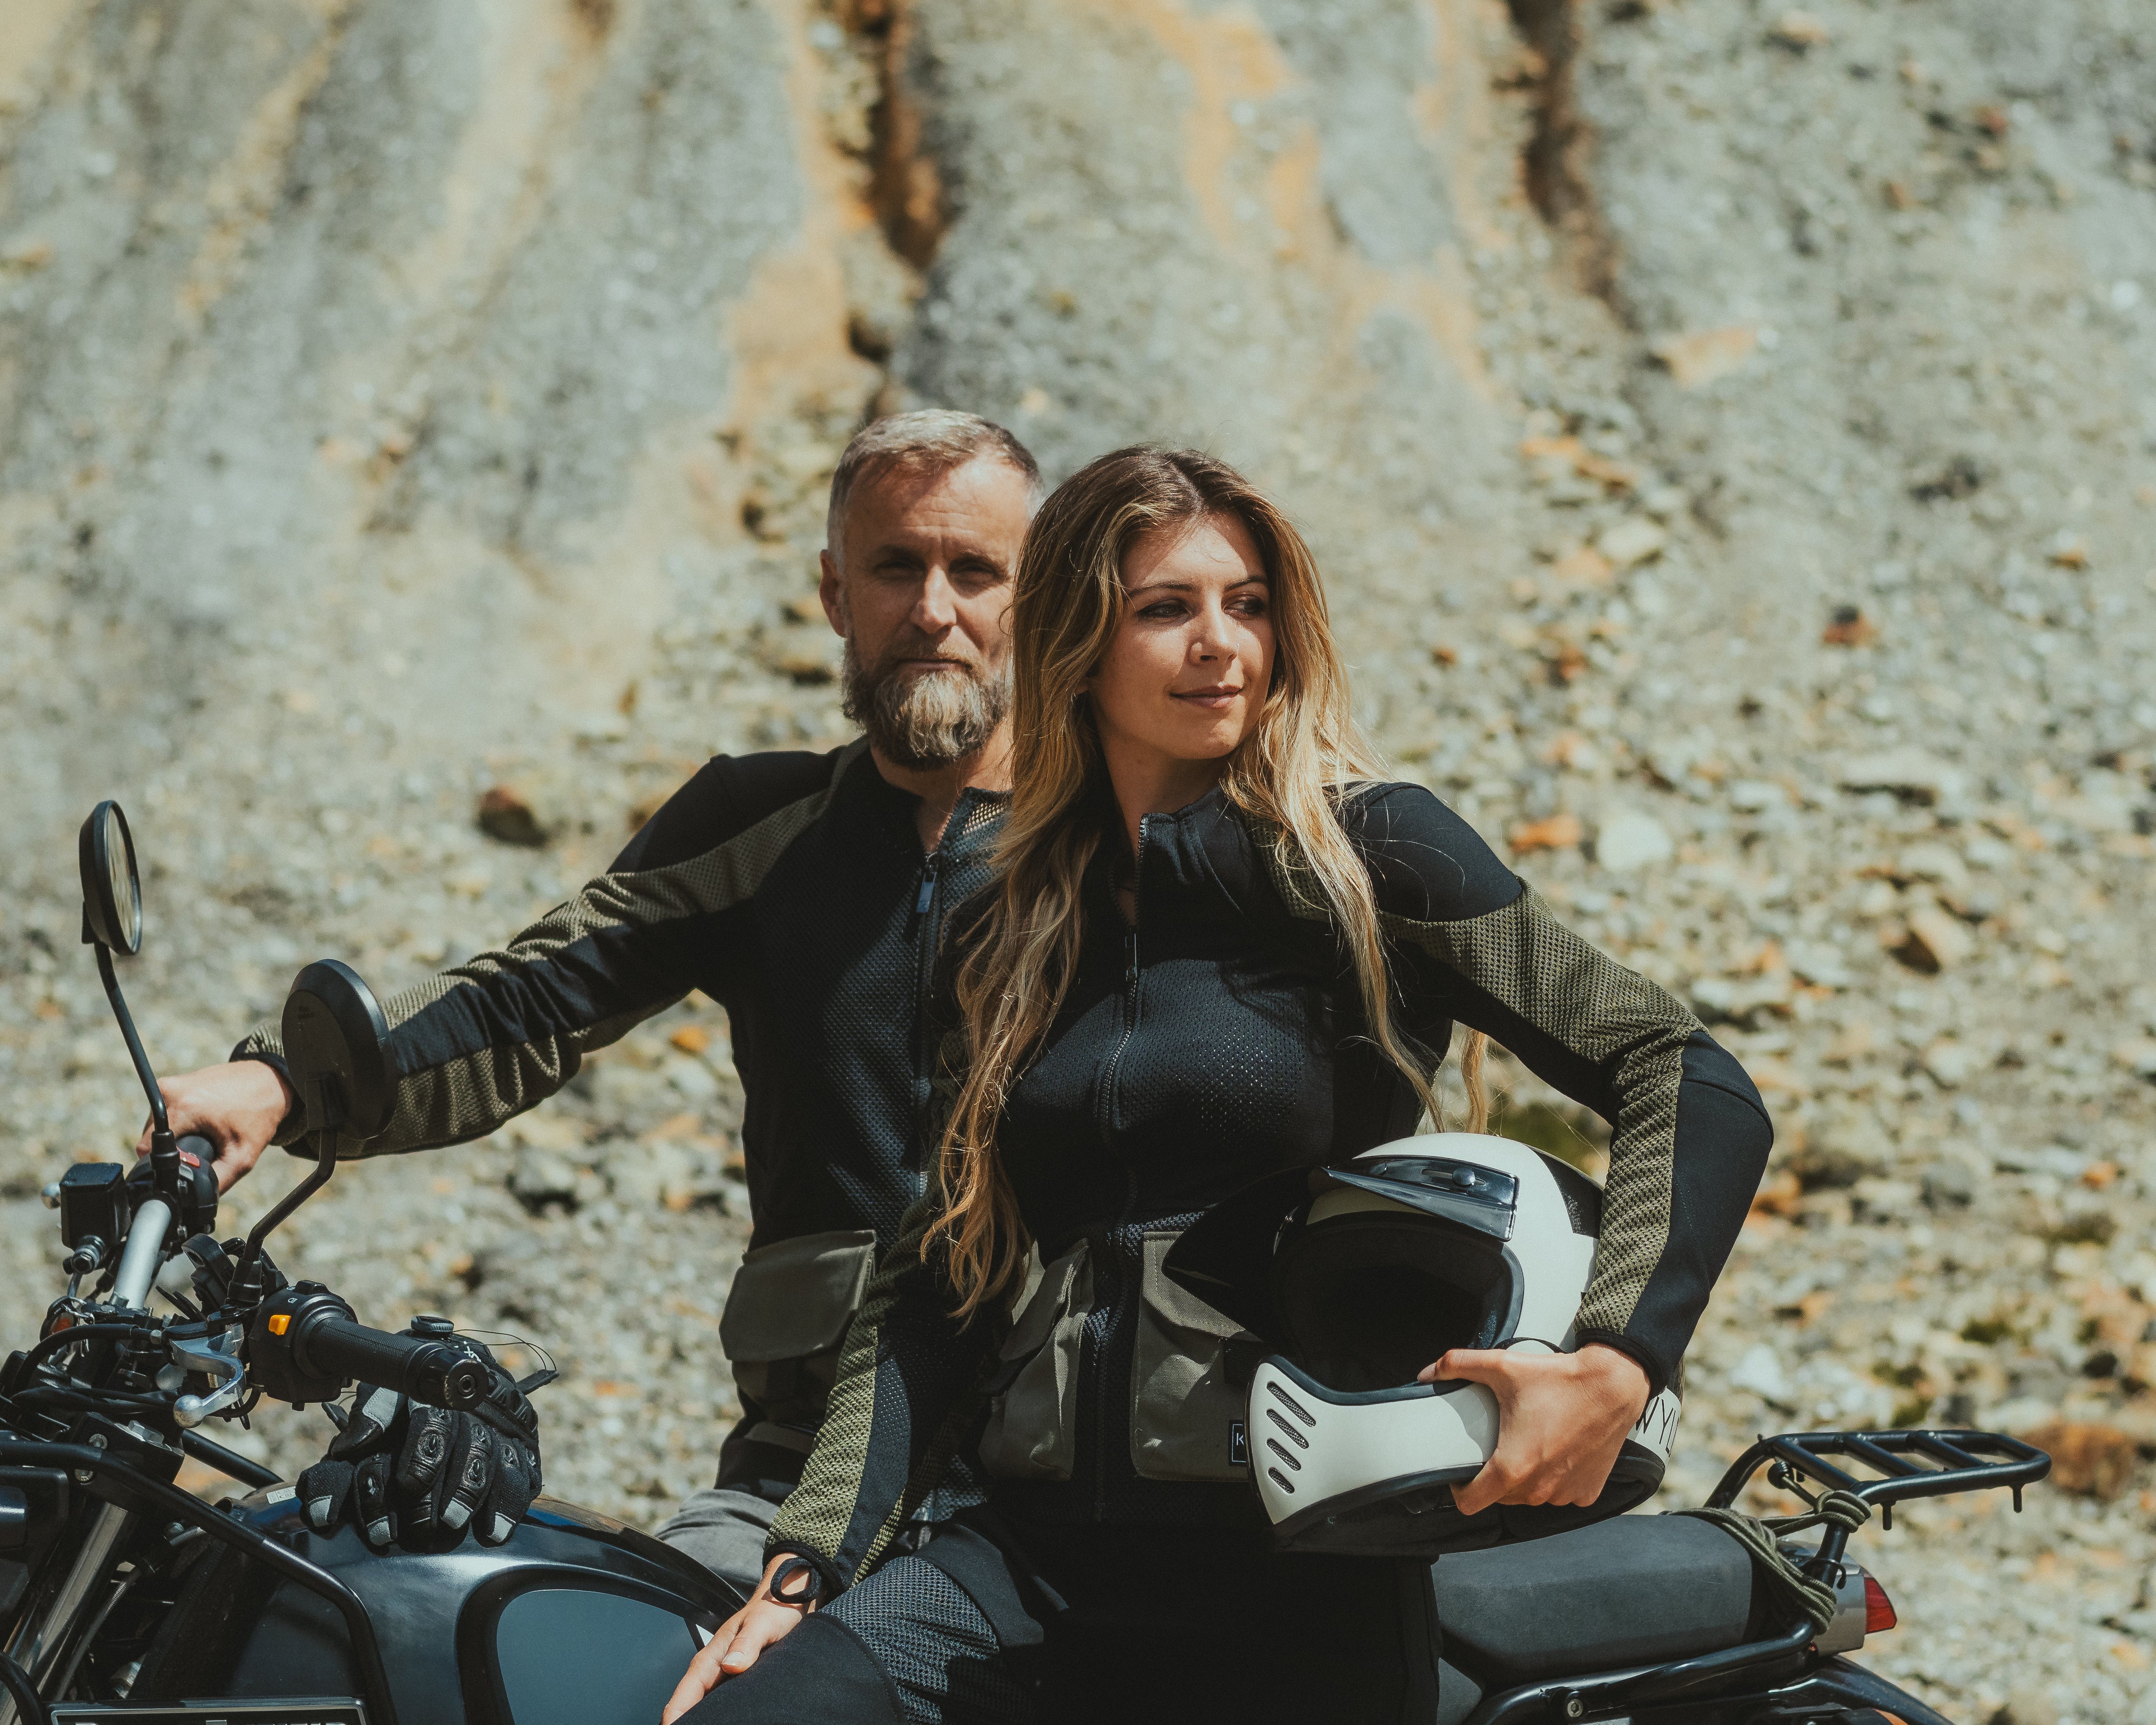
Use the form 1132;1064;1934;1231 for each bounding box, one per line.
768;1193;1004;1584
1262;788;1764;1387
1382;885;1703;1341
232;785;833;1156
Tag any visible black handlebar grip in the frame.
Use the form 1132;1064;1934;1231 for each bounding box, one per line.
164;1136;221;1234
298;1316;489;1412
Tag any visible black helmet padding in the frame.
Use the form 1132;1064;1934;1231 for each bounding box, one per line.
1162;1151;1529;1346
1271;1212;1522;1392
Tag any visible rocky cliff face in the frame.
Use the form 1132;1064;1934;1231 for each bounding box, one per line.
3;3;2154;1715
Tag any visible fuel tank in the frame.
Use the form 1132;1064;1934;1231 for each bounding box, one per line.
126;1488;744;1725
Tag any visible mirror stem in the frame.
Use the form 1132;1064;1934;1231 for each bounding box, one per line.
95;942;171;1143
232;1076;345;1298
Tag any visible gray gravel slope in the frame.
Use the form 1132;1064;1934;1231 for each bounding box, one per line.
2;2;2154;1718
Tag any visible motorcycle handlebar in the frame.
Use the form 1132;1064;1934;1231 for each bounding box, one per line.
293;1313;490;1413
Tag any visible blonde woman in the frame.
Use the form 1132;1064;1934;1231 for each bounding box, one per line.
664;448;1772;1725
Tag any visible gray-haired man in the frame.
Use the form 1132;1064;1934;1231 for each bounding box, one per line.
138;411;1039;1593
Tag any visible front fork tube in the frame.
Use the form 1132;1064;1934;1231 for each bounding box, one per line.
0;1498;133;1723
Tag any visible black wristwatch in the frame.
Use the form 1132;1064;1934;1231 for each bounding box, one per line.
769;1554;824;1607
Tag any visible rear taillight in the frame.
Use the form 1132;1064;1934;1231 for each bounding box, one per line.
1863;1574;1898;1635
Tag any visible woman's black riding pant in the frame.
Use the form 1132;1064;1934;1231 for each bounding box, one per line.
681;1507;1441;1725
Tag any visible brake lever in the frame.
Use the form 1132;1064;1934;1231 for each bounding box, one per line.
171;1326;246;1428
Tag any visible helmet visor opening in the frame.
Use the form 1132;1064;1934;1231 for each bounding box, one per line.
1272;1212;1518;1393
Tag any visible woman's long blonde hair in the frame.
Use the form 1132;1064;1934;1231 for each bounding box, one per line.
932;448;1488;1316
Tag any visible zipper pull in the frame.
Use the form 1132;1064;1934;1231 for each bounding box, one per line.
1124;928;1138;988
914;856;940;916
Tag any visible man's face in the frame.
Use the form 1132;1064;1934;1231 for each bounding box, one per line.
820;454;1032;770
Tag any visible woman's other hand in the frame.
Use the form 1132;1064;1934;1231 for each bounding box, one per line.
1420;1343;1650;1516
660;1554;820;1723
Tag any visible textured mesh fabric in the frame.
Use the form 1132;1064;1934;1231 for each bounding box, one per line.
1380;885;1695;1338
1263;786;1739;1360
237;737;1012;1265
825;1555;1033;1725
238;761;843;1152
775;780;1767;1572
243;738;1021;1558
769;1196;1003;1576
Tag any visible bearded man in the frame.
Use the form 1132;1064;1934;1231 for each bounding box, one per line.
138;412;1038;1593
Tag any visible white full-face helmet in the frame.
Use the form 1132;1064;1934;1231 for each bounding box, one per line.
1165;1134;1681;1557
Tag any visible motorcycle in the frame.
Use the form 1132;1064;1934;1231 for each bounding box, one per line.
0;802;2048;1725
0;803;743;1725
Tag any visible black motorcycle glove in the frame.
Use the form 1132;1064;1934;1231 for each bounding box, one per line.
297;1339;542;1549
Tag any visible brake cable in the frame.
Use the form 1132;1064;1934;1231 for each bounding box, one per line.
19;1322;155;1376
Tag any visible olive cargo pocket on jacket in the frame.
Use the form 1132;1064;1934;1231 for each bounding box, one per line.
1130;1231;1249;1481
977;1240;1092;1481
718;1228;878;1427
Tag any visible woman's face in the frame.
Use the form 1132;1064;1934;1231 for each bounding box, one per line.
1087;512;1275;780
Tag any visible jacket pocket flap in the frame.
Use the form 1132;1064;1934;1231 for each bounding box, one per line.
1138;1232;1243;1338
719;1228;879;1363
982;1240;1089;1395
997;1240;1091;1362
1130;1231;1249;1482
977;1241;1092;1481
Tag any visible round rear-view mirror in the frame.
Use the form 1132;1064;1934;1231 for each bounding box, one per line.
78;801;143;956
281;960;398;1145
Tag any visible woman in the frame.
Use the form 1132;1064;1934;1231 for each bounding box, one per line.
664;448;1772;1725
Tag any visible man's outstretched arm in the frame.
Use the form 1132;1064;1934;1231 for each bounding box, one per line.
138;749;853;1188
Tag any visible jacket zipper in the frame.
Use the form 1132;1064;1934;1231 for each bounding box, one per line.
1093;817;1146;1518
1096;817;1146;1152
910;800;966;1195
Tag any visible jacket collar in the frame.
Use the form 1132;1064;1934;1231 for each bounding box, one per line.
834;735;1009;856
1076;779;1263;911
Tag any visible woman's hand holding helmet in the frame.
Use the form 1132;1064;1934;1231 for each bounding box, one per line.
1422;1343;1650;1516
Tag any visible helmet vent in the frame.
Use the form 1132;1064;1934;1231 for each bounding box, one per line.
1266;1467;1296;1495
1266;1381;1315;1426
1264;1407;1309;1448
1264;1438;1303;1472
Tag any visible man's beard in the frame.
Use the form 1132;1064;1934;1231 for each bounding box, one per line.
841;632;1011;770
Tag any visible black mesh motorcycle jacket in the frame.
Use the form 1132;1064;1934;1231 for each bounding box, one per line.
234;739;1006;1257
768;782;1774;1587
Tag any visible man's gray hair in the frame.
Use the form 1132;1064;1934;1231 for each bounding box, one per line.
825;409;1042;558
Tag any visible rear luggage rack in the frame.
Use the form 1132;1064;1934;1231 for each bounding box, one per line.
1462;1429;2051;1724
1708;1427;2051;1528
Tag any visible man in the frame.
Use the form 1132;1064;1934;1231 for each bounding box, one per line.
141;410;1039;1593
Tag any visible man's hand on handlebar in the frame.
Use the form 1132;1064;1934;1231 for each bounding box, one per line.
660;1553;820;1723
133;1060;296;1193
298;1341;541;1550
1422;1343;1650;1516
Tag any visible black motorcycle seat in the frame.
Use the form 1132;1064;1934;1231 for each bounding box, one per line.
1433;1513;1761;1682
